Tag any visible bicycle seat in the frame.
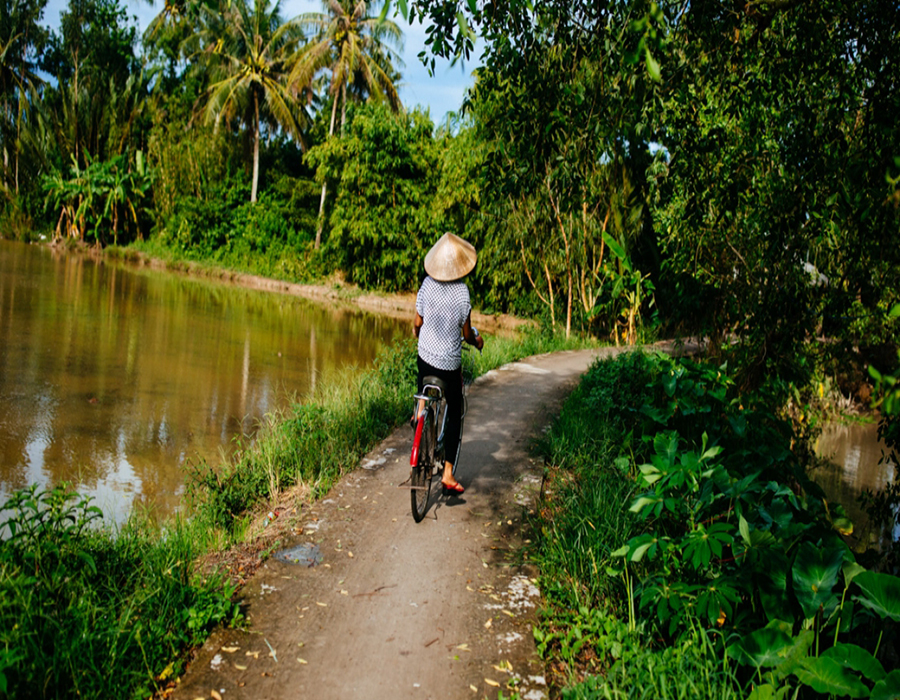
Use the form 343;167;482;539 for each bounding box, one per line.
421;376;447;398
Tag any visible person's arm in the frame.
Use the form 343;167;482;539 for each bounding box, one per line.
462;313;484;350
414;311;424;338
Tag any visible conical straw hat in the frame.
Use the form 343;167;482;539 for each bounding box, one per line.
424;233;477;281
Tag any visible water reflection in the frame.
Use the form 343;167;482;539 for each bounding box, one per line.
0;240;405;523
813;420;896;546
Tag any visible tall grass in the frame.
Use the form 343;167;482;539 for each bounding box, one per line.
562;628;742;700
531;352;657;612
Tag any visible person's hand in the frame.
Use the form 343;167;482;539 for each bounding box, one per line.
475;334;484;351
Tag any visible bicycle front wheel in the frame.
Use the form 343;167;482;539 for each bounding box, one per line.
411;409;435;522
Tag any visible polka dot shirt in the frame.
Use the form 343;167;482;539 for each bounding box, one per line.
416;276;472;371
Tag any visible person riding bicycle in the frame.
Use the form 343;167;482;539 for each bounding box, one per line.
414;232;484;495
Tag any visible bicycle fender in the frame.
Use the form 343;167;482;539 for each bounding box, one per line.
410;416;425;466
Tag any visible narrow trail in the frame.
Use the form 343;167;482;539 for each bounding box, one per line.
171;345;686;700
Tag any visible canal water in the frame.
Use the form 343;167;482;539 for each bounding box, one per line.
813;419;897;547
0;240;406;524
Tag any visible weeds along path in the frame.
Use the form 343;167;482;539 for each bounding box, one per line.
171;344;690;700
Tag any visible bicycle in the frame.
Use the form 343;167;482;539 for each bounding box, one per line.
407;332;478;522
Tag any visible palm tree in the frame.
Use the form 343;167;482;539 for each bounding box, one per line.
1;0;47;195
291;0;403;248
198;0;309;202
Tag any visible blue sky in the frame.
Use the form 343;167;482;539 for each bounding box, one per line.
40;0;479;124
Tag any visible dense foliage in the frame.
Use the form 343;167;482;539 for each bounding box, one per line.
405;0;900;374
0;486;240;698
534;351;900;698
3;0;898;361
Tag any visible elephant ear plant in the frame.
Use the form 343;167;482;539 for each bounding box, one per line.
612;353;900;699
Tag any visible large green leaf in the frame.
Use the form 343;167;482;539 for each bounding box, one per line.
853;571;900;622
792;542;843;620
822;643;886;684
601;230;627;262
795;656;870;698
765;630;814;683
757;550;794;624
871;669;900;700
727;626;793;668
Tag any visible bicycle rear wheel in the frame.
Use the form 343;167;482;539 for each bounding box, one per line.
411;409;435;522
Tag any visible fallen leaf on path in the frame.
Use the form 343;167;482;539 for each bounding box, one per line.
485;678;500;687
484;619;492;629
348;551;354;558
470;685;478;692
211;691;223;700
340;590;349;595
220;646;239;653
297;658;308;664
466;586;475;592
456;643;471;652
234;664;247;671
502;610;515;617
316;602;327;607
245;651;260;659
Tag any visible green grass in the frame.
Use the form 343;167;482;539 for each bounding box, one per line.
562;629;742;700
0;486;240;699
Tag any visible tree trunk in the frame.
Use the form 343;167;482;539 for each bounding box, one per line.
315;91;341;249
543;262;556;329
251;89;260;203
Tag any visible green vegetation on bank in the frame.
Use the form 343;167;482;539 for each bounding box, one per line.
531;351;900;699
0;328;590;699
0;486;240;698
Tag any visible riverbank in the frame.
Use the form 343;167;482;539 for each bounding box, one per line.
99;242;531;335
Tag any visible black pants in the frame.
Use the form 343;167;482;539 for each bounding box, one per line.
417;356;463;468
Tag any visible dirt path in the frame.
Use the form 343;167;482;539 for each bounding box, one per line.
170;347;633;700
